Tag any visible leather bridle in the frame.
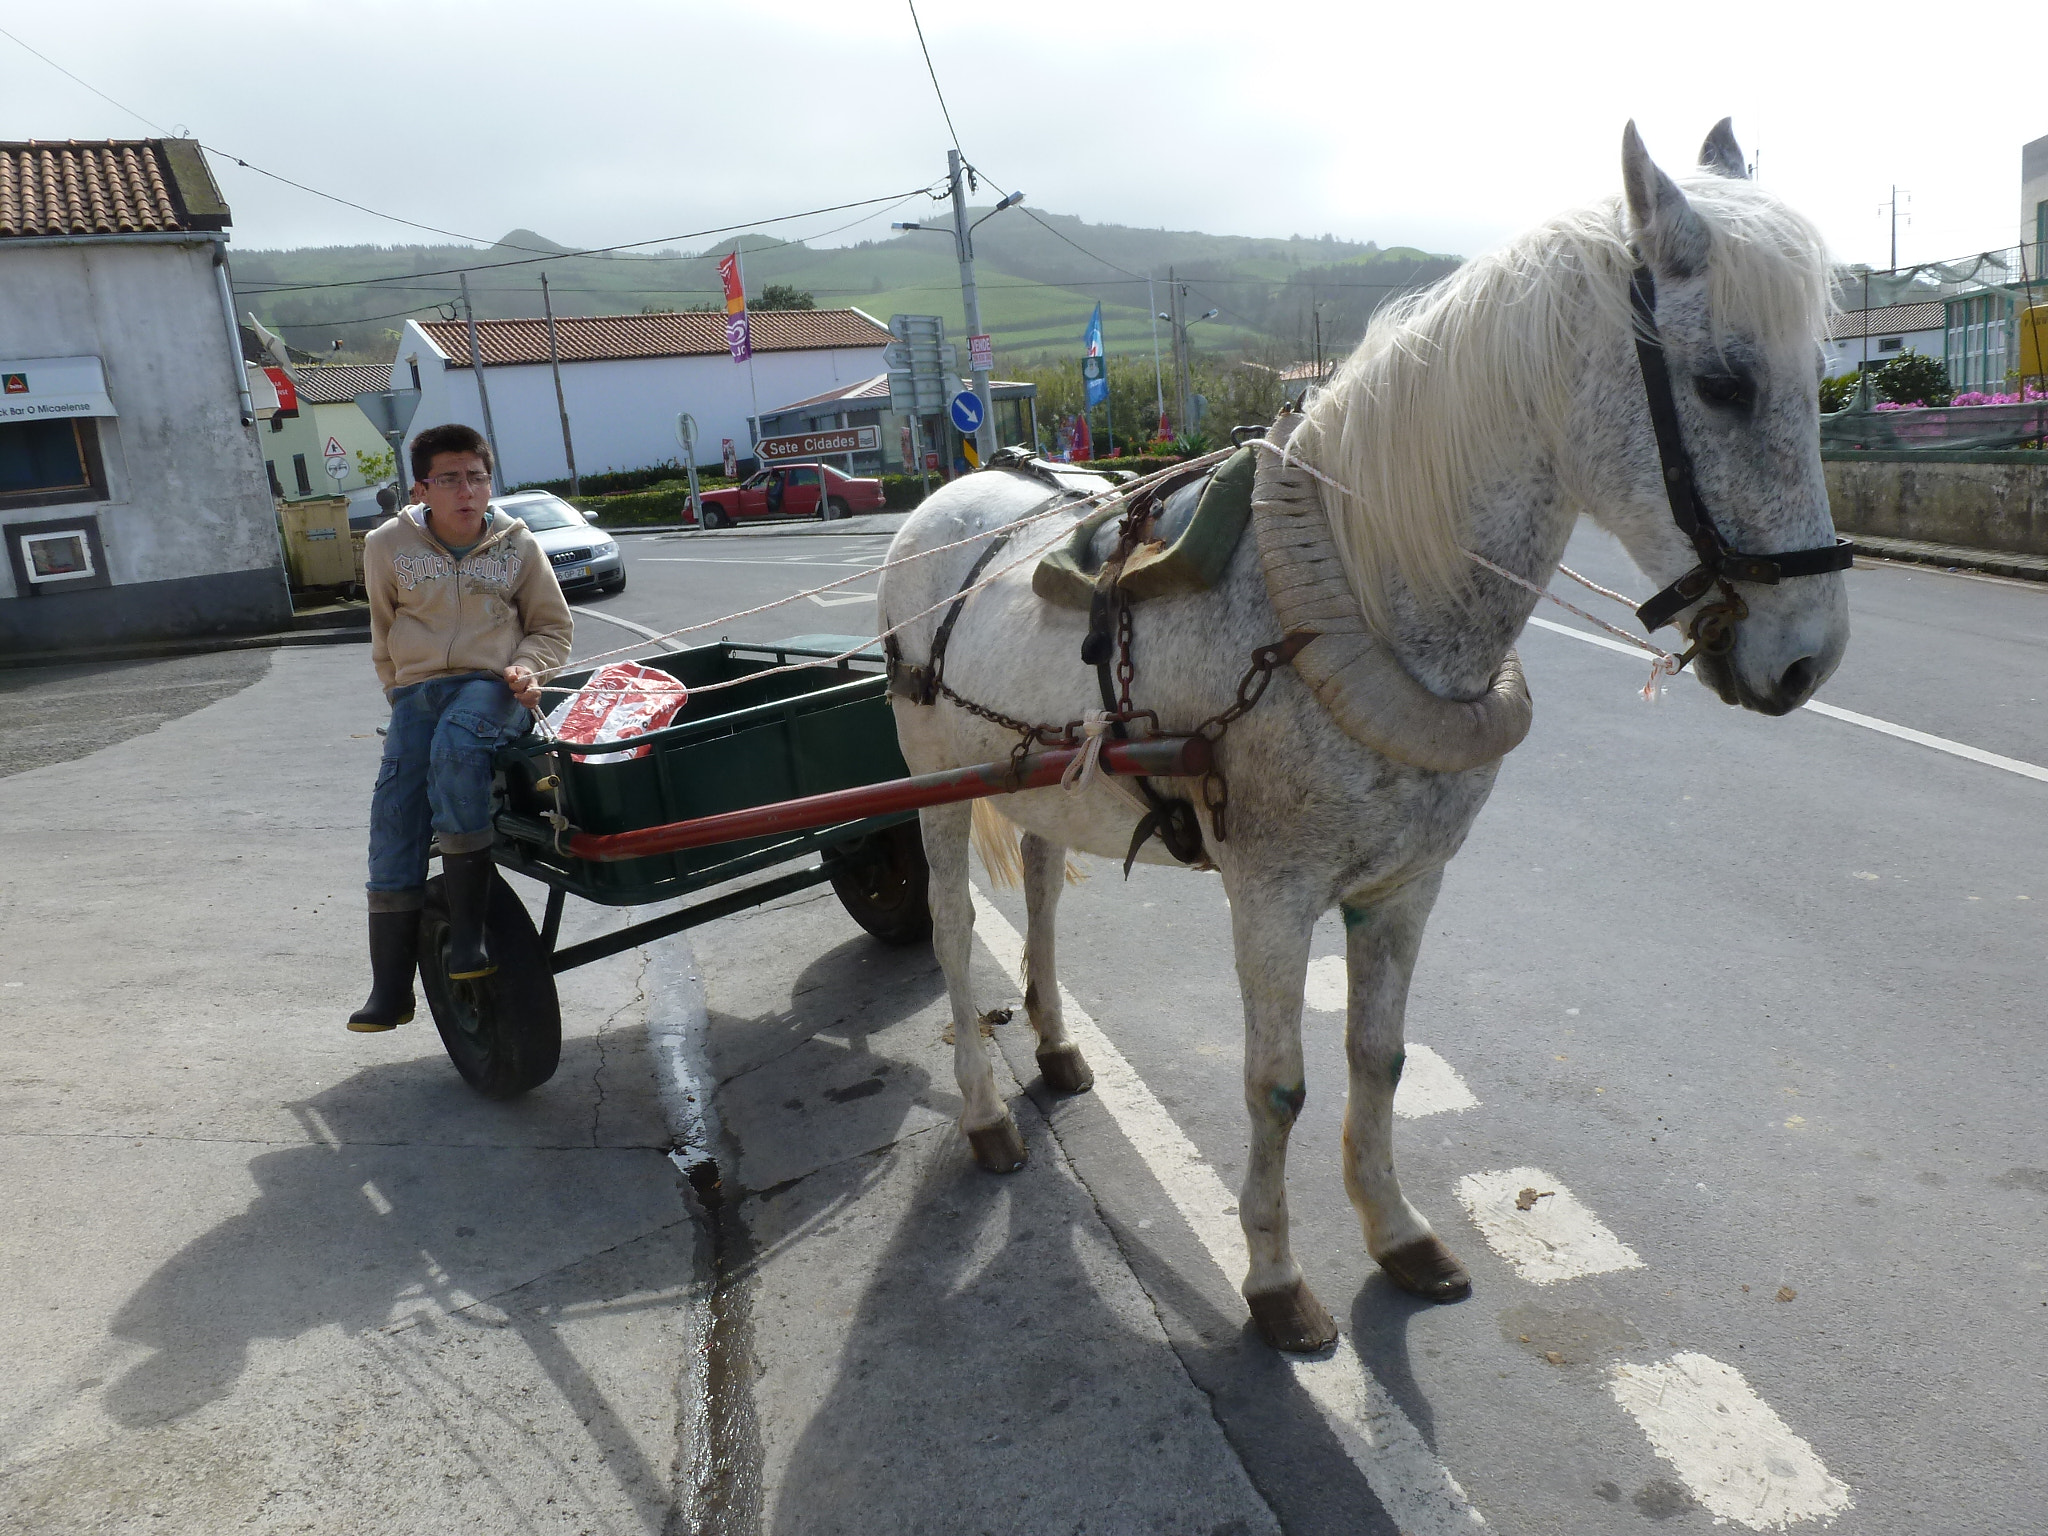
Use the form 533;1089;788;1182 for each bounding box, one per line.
1627;262;1852;666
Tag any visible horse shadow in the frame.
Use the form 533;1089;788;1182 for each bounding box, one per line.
99;1029;684;1510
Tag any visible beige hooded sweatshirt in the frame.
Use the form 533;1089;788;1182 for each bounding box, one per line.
364;508;574;695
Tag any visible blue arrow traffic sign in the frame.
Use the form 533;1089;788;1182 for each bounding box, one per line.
948;389;985;435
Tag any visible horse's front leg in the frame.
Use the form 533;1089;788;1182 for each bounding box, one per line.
1020;831;1092;1094
1227;877;1337;1351
1341;871;1471;1301
921;802;1026;1171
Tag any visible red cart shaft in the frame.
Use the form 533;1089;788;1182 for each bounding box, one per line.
564;735;1212;863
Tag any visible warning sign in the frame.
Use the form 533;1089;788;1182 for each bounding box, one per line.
324;436;346;458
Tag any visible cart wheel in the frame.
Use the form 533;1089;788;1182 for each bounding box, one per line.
827;821;933;945
419;870;562;1099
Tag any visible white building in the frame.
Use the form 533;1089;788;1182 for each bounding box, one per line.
1;138;289;652
390;309;892;487
1823;301;1946;377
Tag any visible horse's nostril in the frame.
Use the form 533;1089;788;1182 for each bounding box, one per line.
1778;656;1818;706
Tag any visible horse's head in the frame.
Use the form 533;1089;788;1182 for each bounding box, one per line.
1599;120;1849;716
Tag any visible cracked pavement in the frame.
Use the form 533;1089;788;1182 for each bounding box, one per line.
0;645;707;1535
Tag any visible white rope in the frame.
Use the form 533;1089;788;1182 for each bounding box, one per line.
534;450;1235;697
1245;437;1683;701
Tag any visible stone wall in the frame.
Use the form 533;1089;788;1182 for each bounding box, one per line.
1825;454;2048;556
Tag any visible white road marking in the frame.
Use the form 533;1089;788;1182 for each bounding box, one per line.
1609;1353;1853;1529
570;607;666;641
636;556;877;568
1303;952;1347;1010
970;888;1486;1532
1395;1045;1480;1119
1454;1167;1643;1284
1525;614;2048;785
808;591;877;607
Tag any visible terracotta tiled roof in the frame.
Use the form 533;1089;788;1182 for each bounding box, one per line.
0;138;230;238
1828;301;1946;340
416;308;890;368
292;363;393;404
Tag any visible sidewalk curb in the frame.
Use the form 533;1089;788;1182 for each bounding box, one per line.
1848;533;2048;583
0;625;369;671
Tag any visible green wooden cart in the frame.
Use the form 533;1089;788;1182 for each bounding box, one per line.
413;635;1208;1099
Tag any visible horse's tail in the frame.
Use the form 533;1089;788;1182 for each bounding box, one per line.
968;800;1084;888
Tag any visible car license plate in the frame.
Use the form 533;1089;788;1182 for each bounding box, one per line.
564;564;590;580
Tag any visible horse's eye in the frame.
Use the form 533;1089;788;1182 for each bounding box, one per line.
1696;373;1754;411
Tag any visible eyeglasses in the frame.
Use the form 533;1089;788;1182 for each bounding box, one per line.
426;472;493;489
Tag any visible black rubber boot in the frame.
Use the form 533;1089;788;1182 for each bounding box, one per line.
441;849;498;980
348;910;420;1032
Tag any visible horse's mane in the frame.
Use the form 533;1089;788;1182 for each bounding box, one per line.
1294;173;1834;639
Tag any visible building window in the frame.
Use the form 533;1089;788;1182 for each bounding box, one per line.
0;418;108;509
292;454;311;496
266;460;283;498
1878;336;1904;352
408;358;421;390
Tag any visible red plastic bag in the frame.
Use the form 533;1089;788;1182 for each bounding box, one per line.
543;661;688;763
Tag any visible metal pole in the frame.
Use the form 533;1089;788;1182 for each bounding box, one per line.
948;149;996;461
541;272;579;496
1148;273;1166;438
459;273;504;493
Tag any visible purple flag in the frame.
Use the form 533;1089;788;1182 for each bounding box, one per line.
726;311;752;363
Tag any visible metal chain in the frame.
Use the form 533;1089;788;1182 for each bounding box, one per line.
1190;632;1317;842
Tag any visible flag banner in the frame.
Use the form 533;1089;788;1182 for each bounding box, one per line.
717;251;746;315
1082;303;1108;409
726;311;752;363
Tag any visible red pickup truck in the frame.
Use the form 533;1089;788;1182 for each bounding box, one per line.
696;463;887;528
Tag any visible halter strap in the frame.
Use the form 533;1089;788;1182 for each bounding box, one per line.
1627;264;1852;637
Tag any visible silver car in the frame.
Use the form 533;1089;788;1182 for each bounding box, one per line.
493;491;625;595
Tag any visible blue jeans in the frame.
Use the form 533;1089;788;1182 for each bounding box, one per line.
366;673;528;908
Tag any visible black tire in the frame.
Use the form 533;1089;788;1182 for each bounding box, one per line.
602;571;627;594
701;504;728;530
827;820;933;945
418;869;562;1099
826;497;851;520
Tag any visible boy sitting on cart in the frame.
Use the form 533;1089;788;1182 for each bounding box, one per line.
349;423;574;1032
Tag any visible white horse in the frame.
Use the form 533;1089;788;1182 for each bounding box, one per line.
875;122;1848;1350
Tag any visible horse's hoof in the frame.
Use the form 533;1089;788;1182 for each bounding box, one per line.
966;1118;1028;1173
1377;1234;1472;1302
1245;1278;1339;1352
1036;1043;1094;1095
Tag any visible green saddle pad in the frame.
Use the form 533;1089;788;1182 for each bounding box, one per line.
1030;446;1256;611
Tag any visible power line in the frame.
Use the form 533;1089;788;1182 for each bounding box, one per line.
904;0;963;157
0;23;170;136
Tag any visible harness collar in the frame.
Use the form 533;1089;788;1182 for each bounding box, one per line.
1626;263;1852;652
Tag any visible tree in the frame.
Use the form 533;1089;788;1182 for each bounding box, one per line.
756;284;816;311
1872;350;1952;407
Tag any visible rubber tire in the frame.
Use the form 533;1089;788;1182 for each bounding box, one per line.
827;821;933;945
826;497;851;521
602;571;627;594
418;869;562;1099
701;504;727;530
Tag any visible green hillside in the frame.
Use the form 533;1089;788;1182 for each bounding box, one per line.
228;209;1460;370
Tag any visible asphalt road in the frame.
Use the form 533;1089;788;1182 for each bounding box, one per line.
604;524;2048;1535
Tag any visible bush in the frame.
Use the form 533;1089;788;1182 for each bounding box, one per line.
1818;373;1862;413
513;460;733;498
1872;350;1953;408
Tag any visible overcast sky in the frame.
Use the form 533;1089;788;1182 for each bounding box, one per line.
4;2;2036;275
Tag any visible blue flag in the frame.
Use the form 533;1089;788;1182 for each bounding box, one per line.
1082;303;1108;409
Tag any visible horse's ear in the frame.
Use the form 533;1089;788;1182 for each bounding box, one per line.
1699;117;1748;179
1622;121;1710;278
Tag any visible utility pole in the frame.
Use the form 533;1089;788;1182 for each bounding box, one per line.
540;272;578;496
947;149;996;463
1167;268;1183;430
459;272;504;493
1148;272;1166;437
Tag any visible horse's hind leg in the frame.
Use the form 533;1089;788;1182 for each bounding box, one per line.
1227;877;1338;1351
1341;872;1470;1302
921;801;1026;1171
1020;832;1091;1094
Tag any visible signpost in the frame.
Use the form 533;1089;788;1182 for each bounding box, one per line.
721;438;738;478
675;413;704;527
968;332;993;373
949;389;985;467
323;432;348;487
887;313;958;498
755;424;878;464
352;387;421;504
